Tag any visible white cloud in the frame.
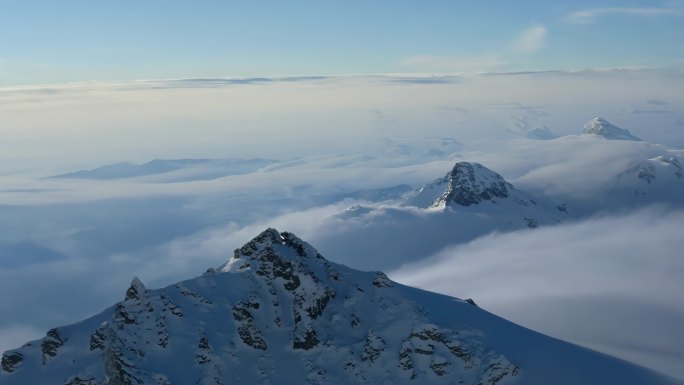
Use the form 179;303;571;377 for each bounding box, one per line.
511;25;548;54
567;7;683;24
389;207;684;380
399;25;547;72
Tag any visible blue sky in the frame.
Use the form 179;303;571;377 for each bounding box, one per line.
1;0;683;85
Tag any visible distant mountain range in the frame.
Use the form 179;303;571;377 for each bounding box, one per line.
48;158;278;182
1;229;678;385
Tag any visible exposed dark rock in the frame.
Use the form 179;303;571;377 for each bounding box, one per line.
232;302;267;350
114;304;137;325
361;331;385;363
430;360;450;376
255;250;301;291
293;328;319;350
161;294;183;317
1;351;23;373
325;263;340;281
281;231;307;257
233;228;281;259
179;288;212;304
41;328;65;365
481;362;520;385
89;324;108;351
398;346;416;379
433;162;510;207
64;375;98;385
125;277;146;301
104;348;137;385
372;272;393;288
306;288;334;319
196;335;212;364
155;317;169;348
465;298;477;306
409;328;473;365
637;164;656;184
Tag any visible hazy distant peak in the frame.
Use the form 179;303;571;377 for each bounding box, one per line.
526;127;558;140
582;118;642;141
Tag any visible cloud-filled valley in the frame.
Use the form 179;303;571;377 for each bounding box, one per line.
1;71;684;381
389;207;684;380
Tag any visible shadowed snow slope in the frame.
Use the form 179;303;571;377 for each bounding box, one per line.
0;229;679;385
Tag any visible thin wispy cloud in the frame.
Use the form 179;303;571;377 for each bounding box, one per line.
567;7;683;24
389;207;684;380
511;25;548;54
400;25;547;73
398;54;505;72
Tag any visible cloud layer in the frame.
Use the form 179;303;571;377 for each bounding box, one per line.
390;207;684;380
1;69;683;176
511;25;547;54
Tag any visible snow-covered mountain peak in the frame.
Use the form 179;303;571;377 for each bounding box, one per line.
402;162;515;209
125;276;147;301
395;161;566;231
1;229;679;385
432;162;511;208
218;228;324;274
582;117;642;141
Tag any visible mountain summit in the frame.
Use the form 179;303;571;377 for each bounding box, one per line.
582;118;642;141
400;161;564;228
403;162;542;209
431;162;511;207
1;229;678;385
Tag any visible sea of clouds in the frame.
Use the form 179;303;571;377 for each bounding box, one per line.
1;70;683;379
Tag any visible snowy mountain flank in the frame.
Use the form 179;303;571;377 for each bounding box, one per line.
0;229;678;385
582;118;642;141
609;155;684;205
402;161;564;225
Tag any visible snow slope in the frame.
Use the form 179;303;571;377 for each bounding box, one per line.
609;155;684;205
0;229;678;385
